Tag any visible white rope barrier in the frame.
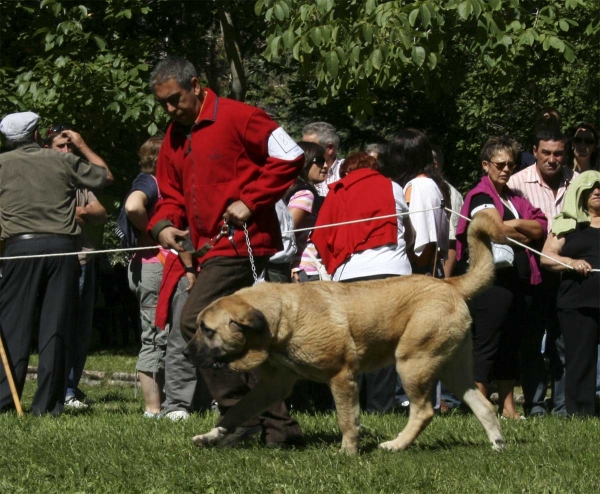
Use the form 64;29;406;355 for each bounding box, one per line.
0;245;159;261
0;206;597;272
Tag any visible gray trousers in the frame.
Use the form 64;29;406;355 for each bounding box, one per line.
162;276;211;413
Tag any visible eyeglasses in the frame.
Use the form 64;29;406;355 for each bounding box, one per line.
489;160;516;171
311;157;327;167
573;137;596;145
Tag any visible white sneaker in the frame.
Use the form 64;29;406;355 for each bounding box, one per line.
164;410;190;422
65;397;89;409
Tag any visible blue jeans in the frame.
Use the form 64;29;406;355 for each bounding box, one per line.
66;260;96;401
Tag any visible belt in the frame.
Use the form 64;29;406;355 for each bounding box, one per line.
5;233;74;247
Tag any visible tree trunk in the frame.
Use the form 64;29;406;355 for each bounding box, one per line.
217;2;246;101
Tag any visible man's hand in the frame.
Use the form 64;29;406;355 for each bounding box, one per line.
157;226;190;252
224;200;252;227
60;130;86;150
75;206;86;226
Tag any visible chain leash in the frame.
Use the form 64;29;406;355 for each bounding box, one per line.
243;223;258;284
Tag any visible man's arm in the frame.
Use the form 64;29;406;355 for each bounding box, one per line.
61;130;113;184
76;200;107;226
236;110;303;219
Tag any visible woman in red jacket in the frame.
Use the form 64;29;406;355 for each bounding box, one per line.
312;152;413;413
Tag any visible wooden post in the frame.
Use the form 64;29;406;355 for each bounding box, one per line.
0;329;23;417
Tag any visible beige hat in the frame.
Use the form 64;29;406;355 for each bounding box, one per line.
0;111;40;140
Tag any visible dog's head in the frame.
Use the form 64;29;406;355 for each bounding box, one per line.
184;294;271;372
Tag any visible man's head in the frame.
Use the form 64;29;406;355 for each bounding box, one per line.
301;122;340;166
150;56;203;127
365;143;387;162
44;124;73;152
0;111;40;149
533;126;566;182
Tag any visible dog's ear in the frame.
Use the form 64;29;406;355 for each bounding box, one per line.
229;308;267;334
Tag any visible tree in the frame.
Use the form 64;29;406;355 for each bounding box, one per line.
257;0;599;119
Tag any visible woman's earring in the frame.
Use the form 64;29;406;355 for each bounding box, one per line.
484;168;489;174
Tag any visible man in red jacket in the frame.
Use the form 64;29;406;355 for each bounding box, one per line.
147;57;304;447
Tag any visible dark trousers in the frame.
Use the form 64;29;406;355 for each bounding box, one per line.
520;276;566;416
559;308;600;417
180;256;303;444
0;236;79;416
469;276;525;383
344;273;398;414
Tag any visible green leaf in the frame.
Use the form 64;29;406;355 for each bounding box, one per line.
282;29;295;49
254;0;265;16
325;51;339;78
365;0;377;15
409;9;418;27
108;102;120;113
559;20;569;32
148;123;158;136
93;36;106;51
362;24;373;43
488;0;501;10
310;27;322;46
563;45;575;62
292;41;301;60
428;52;437;69
371;49;382;70
457;1;472;20
40;0;54;8
420;5;431;28
274;3;284;21
270;36;281;57
411;45;425;67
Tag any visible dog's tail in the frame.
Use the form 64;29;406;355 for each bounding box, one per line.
447;214;505;300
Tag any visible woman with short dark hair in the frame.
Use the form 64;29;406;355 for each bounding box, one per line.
456;137;547;419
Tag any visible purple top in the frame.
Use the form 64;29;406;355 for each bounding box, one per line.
456;175;548;285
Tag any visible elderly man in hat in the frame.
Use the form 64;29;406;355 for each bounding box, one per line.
0;111;113;416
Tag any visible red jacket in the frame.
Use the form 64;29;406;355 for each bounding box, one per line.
312;169;398;274
148;88;303;261
155;251;185;330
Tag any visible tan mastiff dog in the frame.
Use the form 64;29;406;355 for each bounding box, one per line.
186;214;505;453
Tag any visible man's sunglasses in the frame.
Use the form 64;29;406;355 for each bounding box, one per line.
573;136;596;145
46;124;71;138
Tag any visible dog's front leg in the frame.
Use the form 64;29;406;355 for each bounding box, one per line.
330;370;360;454
192;366;296;448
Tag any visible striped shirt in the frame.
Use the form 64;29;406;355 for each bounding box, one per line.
315;157;344;197
288;189;320;275
507;164;578;231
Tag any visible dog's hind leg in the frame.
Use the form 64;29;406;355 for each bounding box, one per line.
379;356;436;451
439;337;505;451
329;369;360;454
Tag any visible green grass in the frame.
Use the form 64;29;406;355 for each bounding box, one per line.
2;356;599;493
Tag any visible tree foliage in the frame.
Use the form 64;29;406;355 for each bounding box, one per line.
257;0;599;118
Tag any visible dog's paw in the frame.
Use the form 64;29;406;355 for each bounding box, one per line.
379;441;398;451
192;427;228;447
492;438;506;452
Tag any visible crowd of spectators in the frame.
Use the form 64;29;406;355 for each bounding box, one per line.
0;56;598;432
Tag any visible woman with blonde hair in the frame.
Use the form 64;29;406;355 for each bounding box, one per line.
125;135;170;417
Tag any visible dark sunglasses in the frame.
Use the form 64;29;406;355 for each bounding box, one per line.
489;160;516;171
45;124;71;139
573;136;596;145
311;157;326;167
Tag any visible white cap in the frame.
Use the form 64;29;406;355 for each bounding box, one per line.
0;111;40;141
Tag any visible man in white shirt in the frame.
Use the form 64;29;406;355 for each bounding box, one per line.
302;122;344;196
